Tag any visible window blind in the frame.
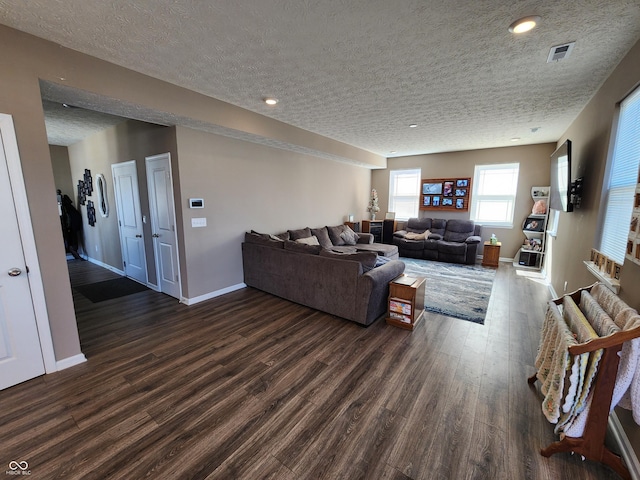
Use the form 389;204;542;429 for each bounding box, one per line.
388;169;420;221
599;87;640;263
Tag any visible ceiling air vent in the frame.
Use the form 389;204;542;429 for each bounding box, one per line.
547;42;575;63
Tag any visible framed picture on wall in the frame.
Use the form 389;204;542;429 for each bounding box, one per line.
442;198;453;206
443;181;454;196
455;198;464;209
456;179;468;187
423;196;431;206
432;196;441;206
423;183;442;195
455;189;466;197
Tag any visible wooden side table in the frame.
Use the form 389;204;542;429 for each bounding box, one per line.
386;275;426;331
482;241;501;268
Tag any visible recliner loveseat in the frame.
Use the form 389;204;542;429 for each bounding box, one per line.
393;217;482;264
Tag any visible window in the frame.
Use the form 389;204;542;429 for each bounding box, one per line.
599;86;640;264
470;163;520;227
388;169;421;221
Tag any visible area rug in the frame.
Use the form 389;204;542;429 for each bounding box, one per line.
74;277;149;303
401;258;496;325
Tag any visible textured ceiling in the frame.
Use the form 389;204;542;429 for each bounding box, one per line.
3;0;640;158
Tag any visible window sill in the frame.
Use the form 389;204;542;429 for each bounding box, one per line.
583;260;620;294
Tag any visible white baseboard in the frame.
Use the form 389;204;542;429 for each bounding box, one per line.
86;256;125;276
56;353;87;371
610;412;640;480
181;283;246;305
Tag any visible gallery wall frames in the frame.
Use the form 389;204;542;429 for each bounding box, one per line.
420;177;471;212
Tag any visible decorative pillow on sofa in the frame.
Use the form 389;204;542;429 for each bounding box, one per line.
319;249;378;271
339;225;359;245
404;229;431;240
296;235;320;246
311;227;333;249
326;225;348;246
284;239;322;255
288;227;312;241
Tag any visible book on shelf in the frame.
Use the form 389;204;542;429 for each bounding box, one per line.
389;300;412;315
389;312;412;323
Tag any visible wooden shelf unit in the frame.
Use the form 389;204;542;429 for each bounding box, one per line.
482;241;501;268
386;275;426;331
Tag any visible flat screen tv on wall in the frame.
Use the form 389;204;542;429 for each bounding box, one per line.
550;139;573;212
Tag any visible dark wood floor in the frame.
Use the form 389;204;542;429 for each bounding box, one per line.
0;260;623;479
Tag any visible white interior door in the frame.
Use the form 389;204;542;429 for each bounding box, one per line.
112;161;147;284
146;153;181;299
0;120;45;389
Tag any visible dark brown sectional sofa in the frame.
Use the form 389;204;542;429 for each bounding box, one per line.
241;224;405;325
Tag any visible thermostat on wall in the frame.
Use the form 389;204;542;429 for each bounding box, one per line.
189;198;204;208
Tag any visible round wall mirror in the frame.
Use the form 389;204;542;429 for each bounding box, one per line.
95;173;109;218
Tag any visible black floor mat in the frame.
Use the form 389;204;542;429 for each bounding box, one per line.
74;277;149;303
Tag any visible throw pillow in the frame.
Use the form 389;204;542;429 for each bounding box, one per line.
284;240;322;255
326;225;347;246
296;235;320;246
311;227;333;249
288;227;312;241
339;225;359;245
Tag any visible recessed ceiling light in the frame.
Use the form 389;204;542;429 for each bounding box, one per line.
509;15;541;34
263;97;278;106
390;151;397;154
409;124;417;128
511;137;521;142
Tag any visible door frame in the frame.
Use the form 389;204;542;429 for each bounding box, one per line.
0;114;56;373
145;153;182;300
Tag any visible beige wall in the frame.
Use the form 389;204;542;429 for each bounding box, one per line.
372;143;556;258
49;145;74;198
175;126;371;298
0;24;378;361
548;39;640;305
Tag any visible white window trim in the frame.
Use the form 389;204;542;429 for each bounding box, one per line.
470;163;520;228
388;168;421;221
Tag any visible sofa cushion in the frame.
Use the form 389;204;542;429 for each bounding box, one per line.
327;224;349;246
406;217;432;233
430;218;447;236
438;240;467;255
393;229;407;238
355;243;399;259
340;225;359;245
245;231;285;248
393;238;424;251
311;227;333;249
284;239;322;255
319;249;378;271
288;227;312;241
443;219;475;243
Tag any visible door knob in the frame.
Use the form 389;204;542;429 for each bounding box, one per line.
152;233;160;238
135;234;142;238
8;268;22;277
